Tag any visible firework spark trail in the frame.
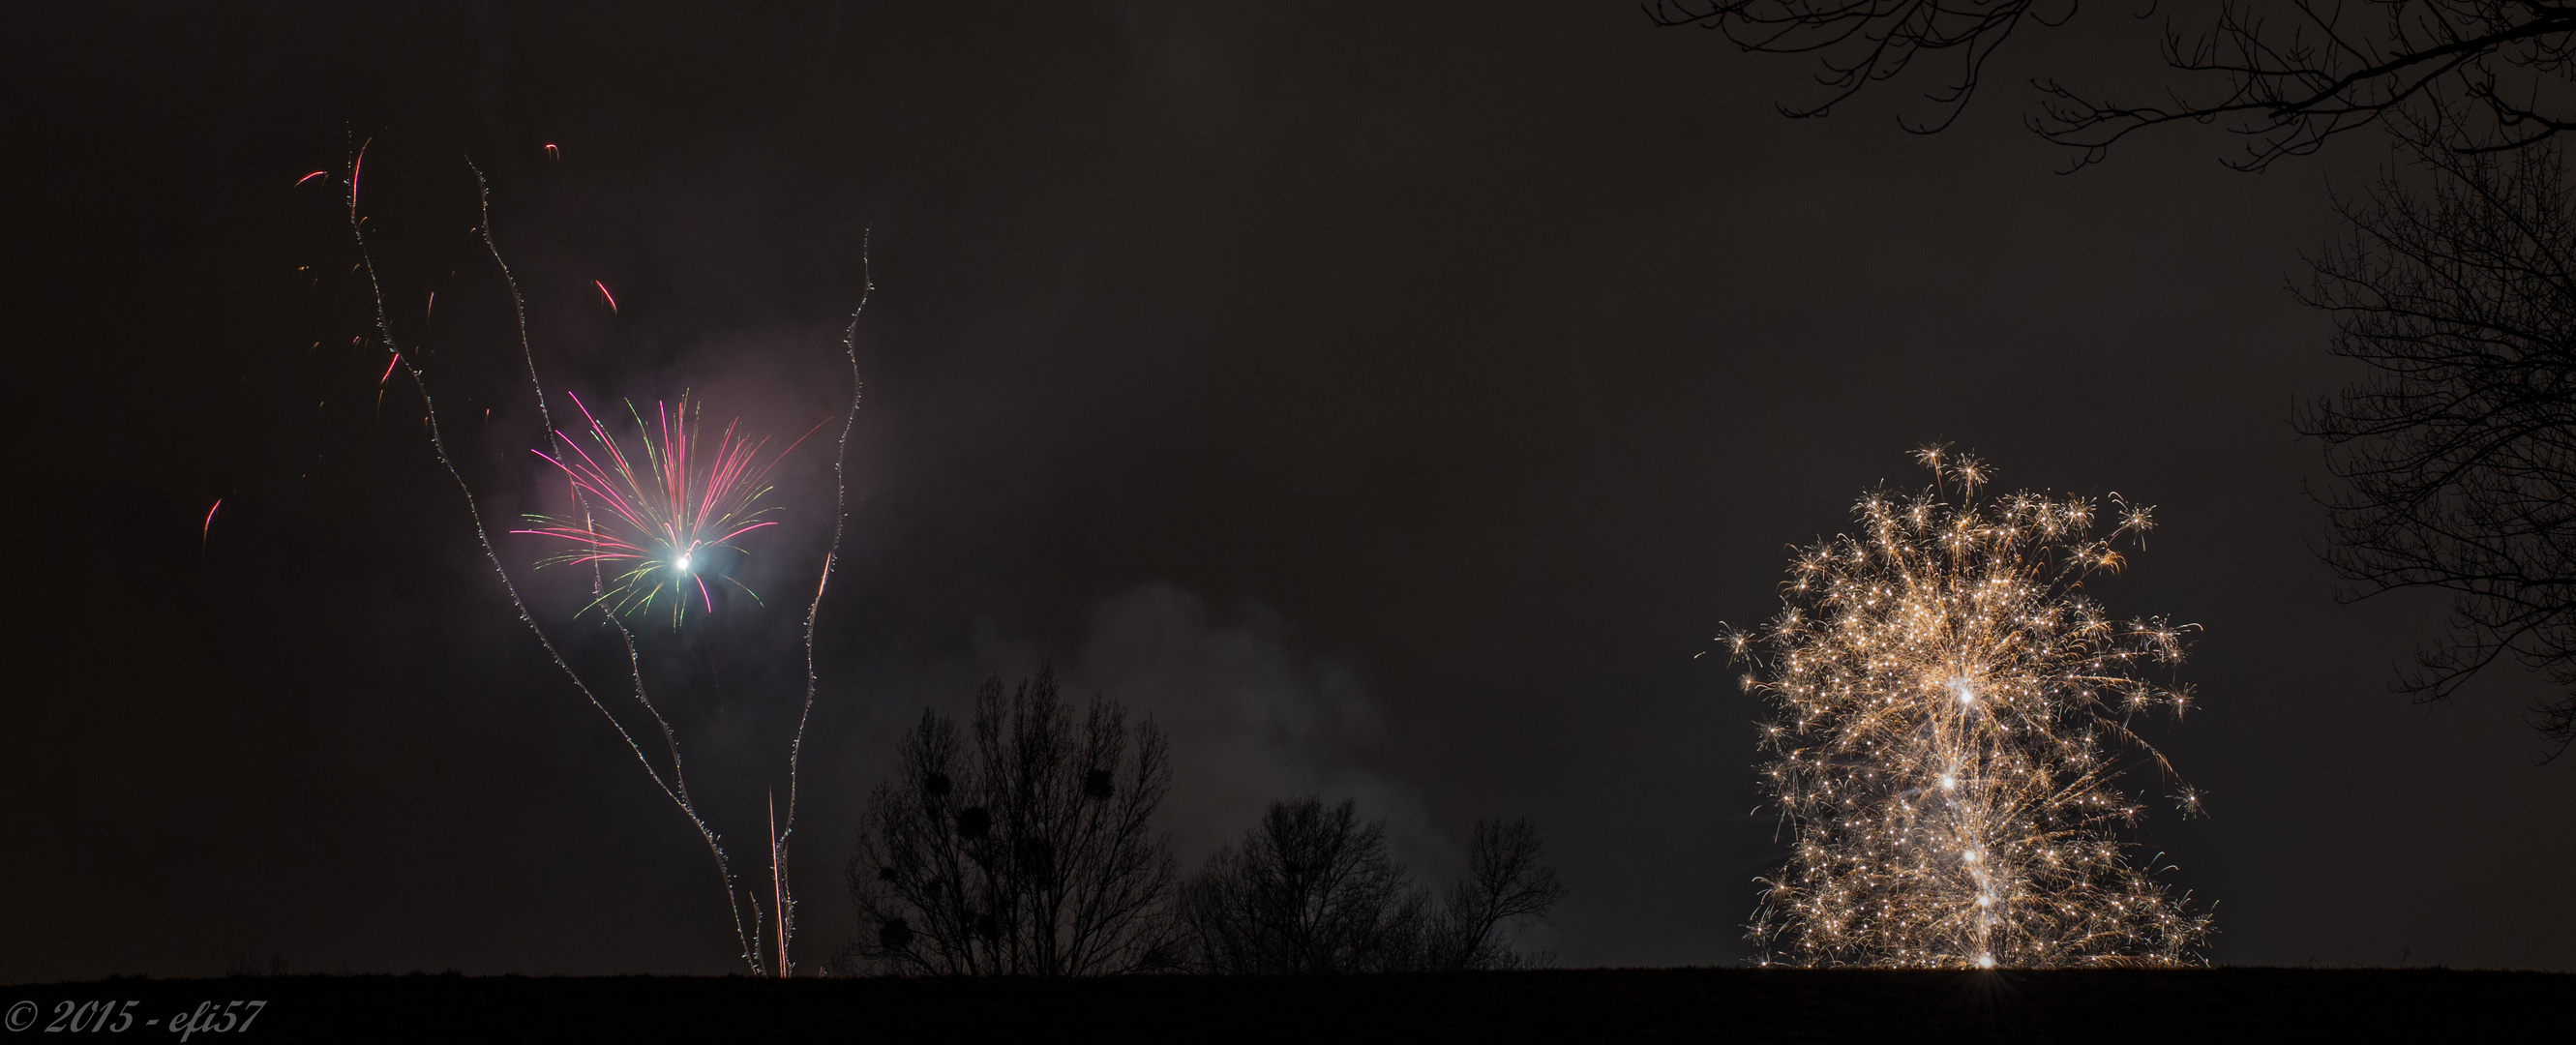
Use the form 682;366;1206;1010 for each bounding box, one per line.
202;499;222;551
1725;447;2208;968
468;161;554;441
771;235;870;976
464;155;766;974
768;791;786;977
347;146;782;974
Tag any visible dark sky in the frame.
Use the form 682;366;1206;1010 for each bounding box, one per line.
8;2;2574;979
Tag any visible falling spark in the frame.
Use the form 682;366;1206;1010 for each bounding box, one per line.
594;280;617;314
295;170;327;186
350;136;368;212
202;499;222;550
1724;447;2208;968
426;291;435;318
513;392;819;626
545;142;560;161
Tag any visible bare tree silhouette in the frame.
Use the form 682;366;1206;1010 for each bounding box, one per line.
2039;2;2576;168
1181;798;1428;974
1423;818;1571;971
1180;799;1566;973
2302;141;2576;757
1647;0;2072;134
844;668;1181;974
1650;0;2576;168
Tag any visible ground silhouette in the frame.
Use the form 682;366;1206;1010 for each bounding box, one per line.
9;968;2565;1042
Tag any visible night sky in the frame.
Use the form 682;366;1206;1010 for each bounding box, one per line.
9;2;2575;981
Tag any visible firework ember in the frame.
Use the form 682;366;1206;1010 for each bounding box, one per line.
514;392;813;626
1726;446;2209;968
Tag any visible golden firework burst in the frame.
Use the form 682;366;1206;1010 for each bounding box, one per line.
1727;447;2209;968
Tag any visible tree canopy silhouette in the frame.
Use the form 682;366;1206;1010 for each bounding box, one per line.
844;668;1180;974
2302;141;2576;757
1423;818;1571;971
1179;798;1565;973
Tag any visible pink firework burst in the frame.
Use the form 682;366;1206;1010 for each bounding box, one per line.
515;392;817;626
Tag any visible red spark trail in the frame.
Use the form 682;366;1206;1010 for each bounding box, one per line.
350;137;369;212
202;499;222;550
594;280;617;313
296;170;327;186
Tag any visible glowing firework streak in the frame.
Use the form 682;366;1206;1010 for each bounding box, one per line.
594;280;617;313
1724;447;2208;968
513;393;818;626
202;499;222;550
768;791;787;976
771;235;868;977
296;170;327;186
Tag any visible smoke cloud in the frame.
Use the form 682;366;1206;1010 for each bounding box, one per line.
1060;583;1453;875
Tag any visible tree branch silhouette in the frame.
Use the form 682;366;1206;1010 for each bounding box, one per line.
2301;140;2576;757
1654;0;2576;168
